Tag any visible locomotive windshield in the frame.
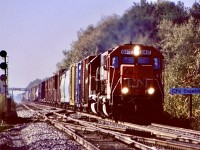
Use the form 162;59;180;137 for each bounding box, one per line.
138;57;150;64
112;56;119;68
153;58;160;69
123;57;135;64
112;56;160;69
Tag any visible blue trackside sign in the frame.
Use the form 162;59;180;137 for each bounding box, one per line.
170;88;200;95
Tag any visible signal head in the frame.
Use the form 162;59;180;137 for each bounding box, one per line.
0;50;7;58
0;62;7;70
0;74;7;81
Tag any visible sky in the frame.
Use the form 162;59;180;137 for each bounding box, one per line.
0;0;197;95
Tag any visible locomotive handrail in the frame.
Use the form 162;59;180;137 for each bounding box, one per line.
110;66;116;92
111;78;120;105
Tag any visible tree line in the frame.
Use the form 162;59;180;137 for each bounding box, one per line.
57;0;200;69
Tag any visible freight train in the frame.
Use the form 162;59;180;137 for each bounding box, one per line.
23;43;164;122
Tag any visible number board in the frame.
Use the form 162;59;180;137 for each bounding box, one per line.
121;49;151;55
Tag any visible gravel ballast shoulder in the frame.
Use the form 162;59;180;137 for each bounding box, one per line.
0;109;84;150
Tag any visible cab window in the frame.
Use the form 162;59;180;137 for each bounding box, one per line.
123;57;134;64
154;58;160;69
112;56;119;68
138;57;149;64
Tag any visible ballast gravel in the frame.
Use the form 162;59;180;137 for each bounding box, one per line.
0;109;84;150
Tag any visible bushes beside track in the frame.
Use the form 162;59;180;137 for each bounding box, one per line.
159;18;200;130
0;94;17;123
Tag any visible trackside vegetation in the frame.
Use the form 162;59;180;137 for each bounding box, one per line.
0;94;16;131
0;94;16;116
56;0;200;130
159;17;200;130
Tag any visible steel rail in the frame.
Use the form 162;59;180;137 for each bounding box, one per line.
67;116;200;150
50;112;137;149
75;111;200;148
23;104;100;150
135;137;200;150
22;104;171;149
54;123;100;150
77;111;178;139
52;111;129;134
21;104;35;112
24;103;200;149
151;123;200;136
52;121;98;132
66;116;156;150
151;123;200;144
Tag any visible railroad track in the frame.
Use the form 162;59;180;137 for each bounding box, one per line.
74;111;200;150
22;103;135;149
21;102;200;150
150;123;200;144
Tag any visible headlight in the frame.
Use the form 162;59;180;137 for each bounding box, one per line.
147;87;155;95
133;45;140;56
121;87;129;94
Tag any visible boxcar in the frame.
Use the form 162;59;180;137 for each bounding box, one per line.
75;61;82;108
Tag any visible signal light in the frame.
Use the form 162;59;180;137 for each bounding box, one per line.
0;50;7;58
0;74;7;81
0;62;7;70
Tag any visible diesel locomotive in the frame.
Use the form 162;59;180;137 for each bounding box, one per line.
23;43;164;122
